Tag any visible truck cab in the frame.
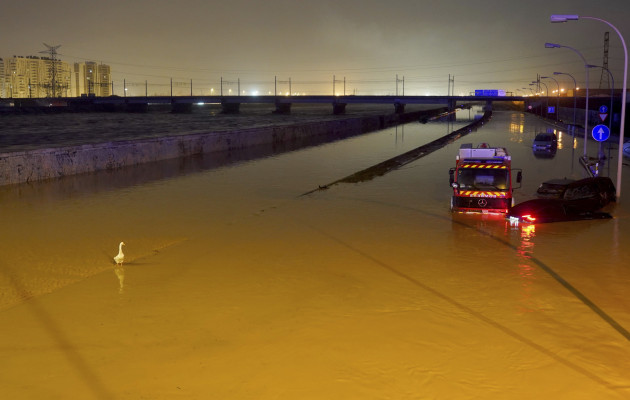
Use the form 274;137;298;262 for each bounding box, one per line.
449;143;522;214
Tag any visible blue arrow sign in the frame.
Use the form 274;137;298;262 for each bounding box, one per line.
592;124;611;142
599;105;608;113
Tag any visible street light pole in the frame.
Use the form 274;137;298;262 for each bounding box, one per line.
529;83;542;115
534;80;549;117
553;72;577;128
551;14;627;199
541;76;560;121
545;42;590;157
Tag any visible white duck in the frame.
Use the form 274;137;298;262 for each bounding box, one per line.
114;242;125;265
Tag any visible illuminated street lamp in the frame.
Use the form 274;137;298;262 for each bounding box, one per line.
551;14;627;199
541;76;560;121
545;42;590;157
553;72;577;128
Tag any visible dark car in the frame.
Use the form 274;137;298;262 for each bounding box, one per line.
532;132;558;158
535;178;575;197
508;198;612;223
538;177;616;206
508;177;616;223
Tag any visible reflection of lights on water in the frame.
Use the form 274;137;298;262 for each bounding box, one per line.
521;224;535;238
518;263;535;279
509;113;525;135
514;222;536;312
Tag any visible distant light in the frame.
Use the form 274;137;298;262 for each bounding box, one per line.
196;102;204;105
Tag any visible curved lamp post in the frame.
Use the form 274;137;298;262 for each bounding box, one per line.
553;71;577;128
545;42;590;157
541;76;560;121
551;14;627;199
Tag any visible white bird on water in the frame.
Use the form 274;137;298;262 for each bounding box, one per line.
114;242;125;265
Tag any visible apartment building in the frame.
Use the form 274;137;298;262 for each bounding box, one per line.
74;61;112;97
1;55;72;98
1;56;114;98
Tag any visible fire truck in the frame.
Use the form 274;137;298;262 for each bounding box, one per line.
449;143;522;214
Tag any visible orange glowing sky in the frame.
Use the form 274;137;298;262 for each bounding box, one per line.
1;0;629;95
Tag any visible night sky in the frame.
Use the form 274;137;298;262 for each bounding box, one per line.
2;0;630;95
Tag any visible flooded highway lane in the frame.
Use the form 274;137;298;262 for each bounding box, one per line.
1;109;629;399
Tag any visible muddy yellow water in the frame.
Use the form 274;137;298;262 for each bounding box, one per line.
1;110;629;399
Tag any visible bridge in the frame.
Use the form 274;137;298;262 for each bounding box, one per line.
4;94;526;114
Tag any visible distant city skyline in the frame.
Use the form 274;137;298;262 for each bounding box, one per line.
1;0;629;96
0;56;112;98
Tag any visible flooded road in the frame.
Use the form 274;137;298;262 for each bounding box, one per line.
1;109;629;399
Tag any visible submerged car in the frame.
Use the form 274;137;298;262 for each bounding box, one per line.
532;132;558;158
532;132;558;150
508;176;616;223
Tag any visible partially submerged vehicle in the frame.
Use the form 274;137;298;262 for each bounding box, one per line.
449;143;522;214
508;176;616;224
532;132;558;158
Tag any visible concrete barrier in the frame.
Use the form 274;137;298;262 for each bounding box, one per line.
0;109;436;186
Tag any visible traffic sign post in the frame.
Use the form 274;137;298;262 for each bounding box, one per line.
592;124;610;142
599;104;609;122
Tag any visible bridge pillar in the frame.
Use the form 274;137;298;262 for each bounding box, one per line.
332;103;347;115
394;102;405;114
171;102;193;113
447;99;457;111
273;102;292;114
483;100;493;112
221;101;240;114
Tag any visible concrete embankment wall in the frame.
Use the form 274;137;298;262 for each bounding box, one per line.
0;109;437;187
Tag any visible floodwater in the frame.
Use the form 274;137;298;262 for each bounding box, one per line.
1;109;629;399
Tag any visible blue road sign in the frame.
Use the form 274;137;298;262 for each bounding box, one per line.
592;124;611;142
599;105;608;113
547;106;555;113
